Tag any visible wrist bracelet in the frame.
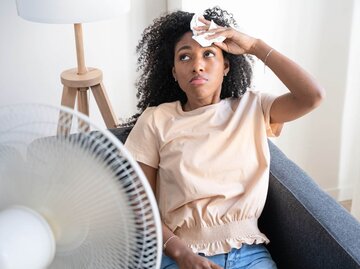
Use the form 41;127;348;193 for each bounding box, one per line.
263;48;274;72
163;235;177;251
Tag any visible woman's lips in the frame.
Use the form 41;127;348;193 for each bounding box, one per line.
190;76;208;85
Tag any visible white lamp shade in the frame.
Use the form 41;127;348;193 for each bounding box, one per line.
16;0;130;24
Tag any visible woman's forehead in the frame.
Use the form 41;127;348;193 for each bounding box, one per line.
174;32;221;53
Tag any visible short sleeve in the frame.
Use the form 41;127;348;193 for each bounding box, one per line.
260;92;283;137
124;107;160;168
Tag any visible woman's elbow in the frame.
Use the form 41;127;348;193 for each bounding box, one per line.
308;86;326;109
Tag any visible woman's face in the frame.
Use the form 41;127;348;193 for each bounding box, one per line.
172;32;229;106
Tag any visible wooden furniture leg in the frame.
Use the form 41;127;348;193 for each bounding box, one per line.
91;82;119;129
77;88;89;116
58;86;77;135
77;87;90;131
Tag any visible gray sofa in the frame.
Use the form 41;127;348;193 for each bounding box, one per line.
259;141;360;269
109;127;360;269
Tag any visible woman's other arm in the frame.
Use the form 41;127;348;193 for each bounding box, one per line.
250;39;325;124
199;18;325;124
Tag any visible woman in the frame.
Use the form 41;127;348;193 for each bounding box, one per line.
125;6;325;269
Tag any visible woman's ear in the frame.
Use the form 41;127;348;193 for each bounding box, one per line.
172;67;177;81
224;59;230;76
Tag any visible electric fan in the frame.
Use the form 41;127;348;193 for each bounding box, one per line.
0;104;162;269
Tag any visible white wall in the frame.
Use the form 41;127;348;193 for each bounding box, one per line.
0;0;167;127
170;0;357;201
340;0;360;220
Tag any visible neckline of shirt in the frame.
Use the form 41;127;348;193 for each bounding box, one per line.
176;99;227;116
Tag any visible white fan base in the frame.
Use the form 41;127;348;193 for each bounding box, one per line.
0;206;55;269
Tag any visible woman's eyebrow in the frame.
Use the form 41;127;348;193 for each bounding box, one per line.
176;45;192;53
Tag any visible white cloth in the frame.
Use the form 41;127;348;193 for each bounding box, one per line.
190;14;226;47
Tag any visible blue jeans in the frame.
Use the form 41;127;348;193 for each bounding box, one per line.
161;244;277;269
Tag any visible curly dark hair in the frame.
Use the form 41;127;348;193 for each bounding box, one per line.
126;6;253;125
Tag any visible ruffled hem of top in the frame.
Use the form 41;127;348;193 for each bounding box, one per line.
187;234;270;256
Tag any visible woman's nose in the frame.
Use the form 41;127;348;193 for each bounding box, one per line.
192;58;205;73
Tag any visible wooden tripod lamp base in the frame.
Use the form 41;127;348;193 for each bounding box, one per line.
58;23;119;134
60;67;119;129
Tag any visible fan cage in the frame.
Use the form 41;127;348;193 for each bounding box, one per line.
0;104;162;269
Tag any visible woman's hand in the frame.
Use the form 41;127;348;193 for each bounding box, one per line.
174;247;223;269
194;17;257;55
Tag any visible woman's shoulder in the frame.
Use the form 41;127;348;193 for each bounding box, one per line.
141;101;178;114
231;90;274;111
147;101;180;116
240;89;276;103
227;90;260;107
244;89;278;98
138;101;180;124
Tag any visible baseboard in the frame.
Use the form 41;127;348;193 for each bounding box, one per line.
326;186;353;201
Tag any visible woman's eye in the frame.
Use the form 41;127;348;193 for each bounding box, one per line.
204;51;215;58
179;55;190;61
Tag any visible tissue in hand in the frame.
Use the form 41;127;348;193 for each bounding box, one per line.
190;14;226;47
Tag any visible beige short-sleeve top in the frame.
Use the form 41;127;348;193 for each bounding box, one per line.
125;90;283;256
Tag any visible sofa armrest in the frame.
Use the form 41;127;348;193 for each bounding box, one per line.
108;127;132;144
259;141;360;269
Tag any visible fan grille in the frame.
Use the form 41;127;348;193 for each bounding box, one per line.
0;104;162;269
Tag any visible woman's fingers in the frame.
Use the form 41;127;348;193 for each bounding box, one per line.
197;16;211;25
205;28;233;38
213;42;228;51
194;26;228;33
193;25;210;31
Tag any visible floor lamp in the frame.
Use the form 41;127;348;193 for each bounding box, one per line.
15;0;130;131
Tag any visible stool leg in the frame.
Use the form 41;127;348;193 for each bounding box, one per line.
77;87;90;131
58;86;77;135
91;82;119;128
